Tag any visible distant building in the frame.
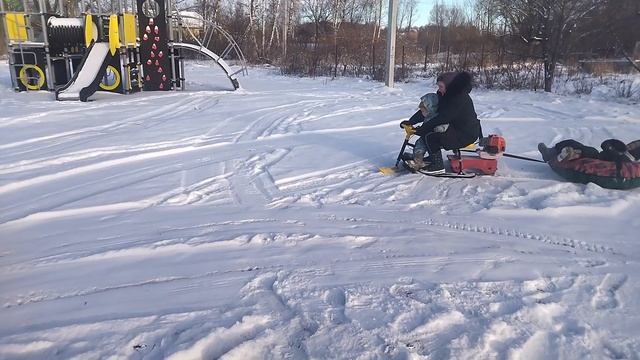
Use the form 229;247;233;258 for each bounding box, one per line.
579;59;640;74
579;42;640;75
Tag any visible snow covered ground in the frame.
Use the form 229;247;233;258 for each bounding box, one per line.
1;62;639;359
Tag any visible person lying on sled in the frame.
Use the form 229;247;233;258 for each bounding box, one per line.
400;71;482;174
539;139;640;163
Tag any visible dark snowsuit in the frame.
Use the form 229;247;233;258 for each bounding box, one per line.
553;139;637;162
409;72;482;154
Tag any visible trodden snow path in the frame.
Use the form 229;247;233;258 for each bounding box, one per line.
0;63;639;359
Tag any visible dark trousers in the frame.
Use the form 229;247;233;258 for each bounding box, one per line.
425;127;474;154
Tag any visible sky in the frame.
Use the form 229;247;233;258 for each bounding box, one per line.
411;0;465;27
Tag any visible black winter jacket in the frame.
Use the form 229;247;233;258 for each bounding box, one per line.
413;72;481;147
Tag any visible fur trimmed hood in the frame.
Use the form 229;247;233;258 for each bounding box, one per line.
442;71;473;98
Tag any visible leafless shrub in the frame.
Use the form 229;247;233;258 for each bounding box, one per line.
615;79;636;98
572;76;594;95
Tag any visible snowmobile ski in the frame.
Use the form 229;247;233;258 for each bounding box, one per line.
417;169;476;178
379;166;398;175
401;160;476;178
379;153;424;175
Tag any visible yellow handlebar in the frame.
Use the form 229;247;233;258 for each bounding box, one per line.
402;124;416;138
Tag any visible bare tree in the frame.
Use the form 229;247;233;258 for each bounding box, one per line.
247;0;262;59
372;0;383;43
474;0;500;70
398;0;417;30
300;0;331;46
497;0;599;91
429;0;445;55
167;0;633;82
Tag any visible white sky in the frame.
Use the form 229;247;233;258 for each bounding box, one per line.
412;0;467;27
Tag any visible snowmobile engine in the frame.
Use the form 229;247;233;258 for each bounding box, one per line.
448;135;507;175
479;135;507;159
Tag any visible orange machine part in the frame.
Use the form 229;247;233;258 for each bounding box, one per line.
448;155;498;175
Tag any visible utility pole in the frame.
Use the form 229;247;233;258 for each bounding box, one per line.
385;0;398;87
282;0;288;61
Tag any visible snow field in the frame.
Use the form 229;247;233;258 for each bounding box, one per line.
0;63;639;358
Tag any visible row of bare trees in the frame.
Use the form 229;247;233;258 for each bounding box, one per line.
191;0;637;91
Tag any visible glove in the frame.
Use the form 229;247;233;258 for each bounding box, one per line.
400;120;412;129
434;124;449;133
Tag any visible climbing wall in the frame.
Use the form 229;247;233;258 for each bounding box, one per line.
136;0;171;90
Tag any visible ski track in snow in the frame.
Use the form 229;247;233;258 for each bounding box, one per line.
0;65;639;358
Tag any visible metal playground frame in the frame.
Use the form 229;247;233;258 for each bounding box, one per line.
0;0;247;100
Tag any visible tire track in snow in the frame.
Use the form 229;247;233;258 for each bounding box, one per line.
0;136;234;197
256;101;330;138
0;153;223;225
0;92;190;128
1;110;397;206
2;264;280;309
231;99;324;143
220;98;330;205
0;134;232;176
3;204;617;275
417;218;616;254
0;102;115;128
0;95;209;156
243;148;290;201
219;96;382;205
156;170;234;206
324;215;617;255
0;95;390;222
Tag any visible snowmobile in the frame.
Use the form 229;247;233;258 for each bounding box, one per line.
379;124;508;178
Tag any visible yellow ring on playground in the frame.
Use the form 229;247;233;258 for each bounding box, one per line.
99;65;121;91
19;65;45;90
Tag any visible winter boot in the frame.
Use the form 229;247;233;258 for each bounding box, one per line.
538;143;553;162
423;150;445;174
411;150;427;170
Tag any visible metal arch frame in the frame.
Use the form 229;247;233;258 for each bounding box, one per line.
171;11;248;90
171;42;239;89
173;12;248;74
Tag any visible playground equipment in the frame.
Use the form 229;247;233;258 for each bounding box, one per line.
0;0;247;101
